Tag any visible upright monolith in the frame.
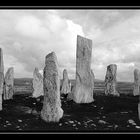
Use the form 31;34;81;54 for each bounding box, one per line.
138;100;140;120
73;35;94;103
0;48;4;110
41;52;63;122
4;67;14;100
61;69;71;94
91;69;95;83
32;67;43;98
133;69;140;96
105;64;119;96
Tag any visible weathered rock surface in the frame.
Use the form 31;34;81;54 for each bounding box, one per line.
0;48;4;110
4;67;14;100
91;69;95;87
41;52;63;122
138;102;140;120
61;69;71;94
32;67;43;98
67;85;75;101
73;35;94;103
133;69;140;96
105;64;119;96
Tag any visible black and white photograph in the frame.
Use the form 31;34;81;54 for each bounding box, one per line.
0;7;139;134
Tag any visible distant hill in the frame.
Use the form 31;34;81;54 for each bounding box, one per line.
13;78;134;96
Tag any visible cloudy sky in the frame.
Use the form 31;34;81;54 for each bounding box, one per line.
1;9;140;82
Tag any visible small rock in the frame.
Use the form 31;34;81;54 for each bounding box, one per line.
36;98;40;102
108;125;113;128
7;123;12;126
25;109;32;114
18;120;22;122
135;126;140;129
87;120;92;123
77;122;81;125
114;125;118;129
61;96;64;99
69;121;74;124
128;119;136;125
32;109;38;115
98;120;107;124
91;123;96;127
16;126;20;128
72;124;76;127
121;111;128;114
59;123;62;126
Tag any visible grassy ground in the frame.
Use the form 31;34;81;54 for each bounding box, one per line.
0;78;138;132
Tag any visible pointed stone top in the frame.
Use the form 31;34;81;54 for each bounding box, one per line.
33;67;42;79
134;68;140;73
107;64;117;71
63;69;68;79
8;67;14;70
46;52;56;58
5;67;13;73
34;67;39;72
63;69;67;73
45;52;57;65
6;67;14;74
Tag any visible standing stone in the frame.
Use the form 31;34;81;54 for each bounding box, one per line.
67;85;74;101
41;52;63;122
4;67;14;100
0;48;4;110
133;69;140;96
91;69;95;85
69;81;71;93
73;35;94;103
105;64;119;96
32;67;43;98
61;69;71;94
138;101;140;120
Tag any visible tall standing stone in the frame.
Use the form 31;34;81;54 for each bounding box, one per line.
41;52;63;122
0;48;4;110
105;64;119;96
138;100;140;120
91;69;95;83
61;69;71;94
4;67;14;100
32;67;43;98
133;69;140;96
73;35;94;103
